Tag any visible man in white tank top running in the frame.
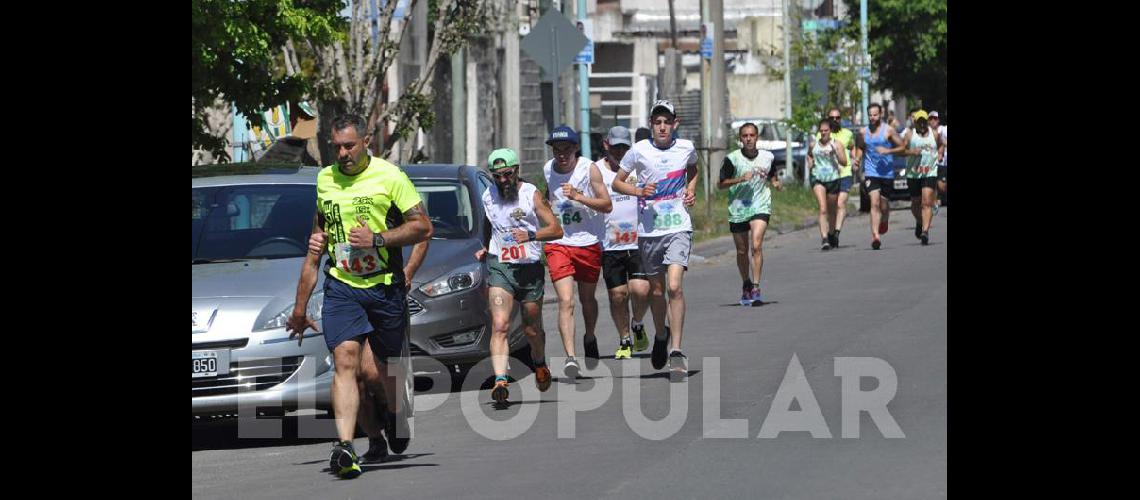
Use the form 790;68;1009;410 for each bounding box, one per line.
542;125;613;379
595;126;652;360
475;148;564;405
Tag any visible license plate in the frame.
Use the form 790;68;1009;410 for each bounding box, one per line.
894;179;907;189
193;351;220;378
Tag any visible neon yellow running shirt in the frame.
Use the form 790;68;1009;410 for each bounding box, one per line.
317;155;423;288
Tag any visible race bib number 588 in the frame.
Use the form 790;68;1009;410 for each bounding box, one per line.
652;201;684;230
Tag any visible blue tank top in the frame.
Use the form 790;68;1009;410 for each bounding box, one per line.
862;125;894;179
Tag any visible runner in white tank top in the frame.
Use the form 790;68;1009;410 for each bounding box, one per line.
595;126;652;360
477;148;564;403
541;125;612;379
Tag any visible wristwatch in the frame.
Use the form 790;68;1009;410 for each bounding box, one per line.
527;229;536;242
373;233;386;248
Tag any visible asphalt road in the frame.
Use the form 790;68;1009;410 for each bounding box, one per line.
192;207;947;499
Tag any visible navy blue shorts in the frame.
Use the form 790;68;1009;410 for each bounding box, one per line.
838;176;854;193
321;277;408;361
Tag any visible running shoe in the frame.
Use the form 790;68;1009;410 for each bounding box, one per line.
361;436;388;463
534;363;552;392
491;379;510;404
632;322;649;352
668;351;688;383
749;287;763;304
584;336;599;369
614;338;633;360
651;327;670;370
384;409;410;454
330;441;362;479
564;357;580;380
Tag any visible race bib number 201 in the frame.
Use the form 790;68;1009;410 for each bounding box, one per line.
497;234;529;263
334;243;381;276
500;244;528;262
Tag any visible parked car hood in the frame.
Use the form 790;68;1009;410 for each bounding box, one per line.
193;257;306;299
191;237;483;300
405;238;485;287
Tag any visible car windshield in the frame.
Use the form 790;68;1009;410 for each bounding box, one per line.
192;178;474;263
192;184;316;263
413;180;473;239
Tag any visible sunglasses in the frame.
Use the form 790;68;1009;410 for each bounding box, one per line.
492;168;516;180
828;116;841;120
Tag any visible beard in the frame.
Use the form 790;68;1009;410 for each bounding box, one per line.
496;180;519;202
915;120;929;135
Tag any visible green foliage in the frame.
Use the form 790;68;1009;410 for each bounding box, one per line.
789;76;824;137
191;0;344;161
767;7;864;139
840;0;947;115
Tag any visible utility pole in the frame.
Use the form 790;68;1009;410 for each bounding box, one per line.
577;0;590;157
503;0;521;155
452;49;466;164
783;0;795;184
701;0;711;214
709;0;725;218
860;0;869;123
668;0;677;49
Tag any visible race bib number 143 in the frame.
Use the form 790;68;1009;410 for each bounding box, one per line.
334;243;381;276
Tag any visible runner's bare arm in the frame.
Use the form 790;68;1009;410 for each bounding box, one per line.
573;163;613;213
806;142;815;174
884;128;908;154
900;129;918;156
835;141;848;166
307;213;327;255
532;190;564;242
611;168;642;197
404;240;429;288
287;214;324;344
376;202;434;247
682;161;699;205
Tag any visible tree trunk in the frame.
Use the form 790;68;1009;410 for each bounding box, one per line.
317;99;348;167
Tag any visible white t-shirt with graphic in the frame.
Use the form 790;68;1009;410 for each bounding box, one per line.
618;138;697;238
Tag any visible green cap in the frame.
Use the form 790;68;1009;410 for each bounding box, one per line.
487;148;519;171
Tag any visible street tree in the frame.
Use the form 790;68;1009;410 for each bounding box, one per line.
192;0;344;162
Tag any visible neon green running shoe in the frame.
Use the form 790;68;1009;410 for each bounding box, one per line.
614;339;633;360
330;441;362;479
632;322;649;352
